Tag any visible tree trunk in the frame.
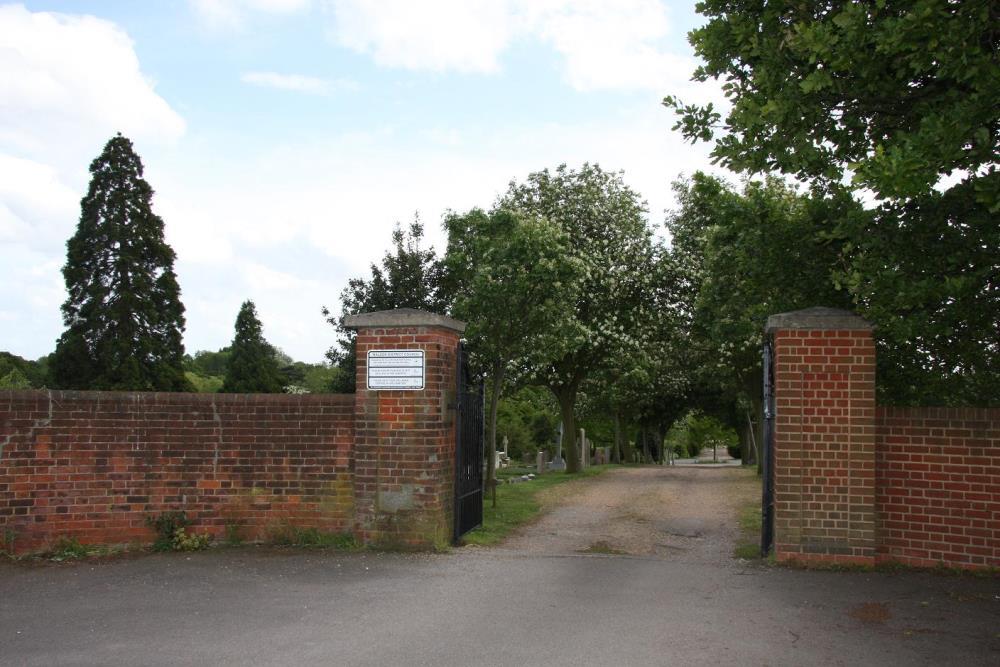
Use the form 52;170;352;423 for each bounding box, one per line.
486;363;505;508
552;387;580;473
640;426;651;463
622;421;635;463
611;411;622;464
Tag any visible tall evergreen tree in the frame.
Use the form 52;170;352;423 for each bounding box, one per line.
221;300;284;393
322;219;450;392
51;134;190;391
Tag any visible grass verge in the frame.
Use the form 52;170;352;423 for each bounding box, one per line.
733;483;763;560
461;464;614;547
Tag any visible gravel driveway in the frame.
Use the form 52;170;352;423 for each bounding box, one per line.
501;464;758;562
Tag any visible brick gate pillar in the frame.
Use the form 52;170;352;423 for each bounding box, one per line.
344;308;465;549
766;307;876;565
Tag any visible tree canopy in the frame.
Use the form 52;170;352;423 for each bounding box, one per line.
666;0;998;200
665;0;999;405
51;134;190;392
221;300;285;393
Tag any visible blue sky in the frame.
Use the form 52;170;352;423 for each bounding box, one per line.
1;1;723;363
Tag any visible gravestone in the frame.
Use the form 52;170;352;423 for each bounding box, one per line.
550;422;566;471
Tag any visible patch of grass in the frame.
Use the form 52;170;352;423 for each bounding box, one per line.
733;490;764;560
268;525;360;550
224;522;245;546
461;464;614;547
48;537;91;561
43;537;125;562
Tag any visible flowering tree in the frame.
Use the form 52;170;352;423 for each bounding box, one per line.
500;164;657;472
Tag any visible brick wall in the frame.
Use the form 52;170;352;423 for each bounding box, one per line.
771;325;876;565
0;391;355;554
876;407;1000;569
769;307;1000;570
352;324;459;549
0;310;465;555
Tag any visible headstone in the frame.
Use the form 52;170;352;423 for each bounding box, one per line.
580;428;588;469
502;435;509;457
550;422;566;471
536;451;545;475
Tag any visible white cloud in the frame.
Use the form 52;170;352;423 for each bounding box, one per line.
0;5;185;159
328;0;515;73
324;0;705;94
524;0;696;93
190;0;312;29
240;70;357;95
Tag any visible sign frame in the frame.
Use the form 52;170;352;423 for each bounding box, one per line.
366;349;426;391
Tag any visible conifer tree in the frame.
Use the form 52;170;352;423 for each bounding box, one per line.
51;134;190;391
221;300;284;393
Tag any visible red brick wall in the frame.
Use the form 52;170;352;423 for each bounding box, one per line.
876;407;1000;569
772;328;876;565
0;390;355;554
353;326;458;548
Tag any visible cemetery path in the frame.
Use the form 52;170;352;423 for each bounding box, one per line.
500;465;759;562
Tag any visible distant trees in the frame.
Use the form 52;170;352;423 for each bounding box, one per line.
323;219;450;392
0;352;50;389
221;300;284;393
51;134;190;391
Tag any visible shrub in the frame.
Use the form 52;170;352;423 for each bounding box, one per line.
146;511;210;552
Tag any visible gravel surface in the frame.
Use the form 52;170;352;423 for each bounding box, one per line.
501;465;759;563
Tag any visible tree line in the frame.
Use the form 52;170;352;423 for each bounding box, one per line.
4;1;995;486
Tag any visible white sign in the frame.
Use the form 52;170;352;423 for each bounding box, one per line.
367;350;425;390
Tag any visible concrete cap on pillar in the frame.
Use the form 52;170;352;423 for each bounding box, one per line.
343;308;466;333
765;306;873;334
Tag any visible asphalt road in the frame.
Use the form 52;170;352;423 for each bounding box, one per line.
2;467;998;666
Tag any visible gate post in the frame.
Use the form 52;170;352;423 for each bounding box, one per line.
765;307;876;566
344;308;465;549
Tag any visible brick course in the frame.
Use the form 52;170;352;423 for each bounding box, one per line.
876;407;1000;569
0;391;355;553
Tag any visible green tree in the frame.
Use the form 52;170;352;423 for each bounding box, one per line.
664;0;999;404
0;367;32;389
0;352;49;388
221;300;285;393
500;164;656;472
666;173;857;458
445;207;583;496
589;247;688;464
184;348;232;377
51;134;189;391
323;219;450;392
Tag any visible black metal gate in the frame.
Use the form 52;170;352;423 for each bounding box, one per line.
761;335;776;556
454;343;484;543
